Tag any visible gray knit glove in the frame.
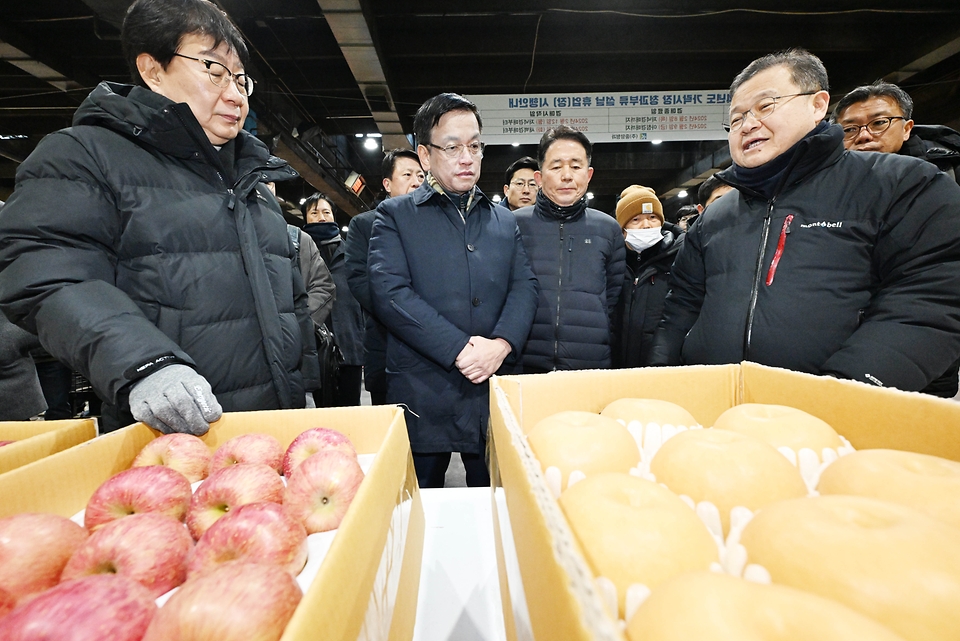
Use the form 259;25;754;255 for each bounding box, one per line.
128;364;222;435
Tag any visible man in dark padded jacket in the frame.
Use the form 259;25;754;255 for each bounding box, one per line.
514;126;625;373
648;49;960;396
0;0;315;433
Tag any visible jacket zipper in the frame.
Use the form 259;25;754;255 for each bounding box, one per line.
744;199;775;356
765;214;793;286
554;222;564;367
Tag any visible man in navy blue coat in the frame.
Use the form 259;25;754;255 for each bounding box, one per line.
344;149;424;406
368;93;539;487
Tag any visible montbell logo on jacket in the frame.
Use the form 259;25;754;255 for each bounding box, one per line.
799;221;843;228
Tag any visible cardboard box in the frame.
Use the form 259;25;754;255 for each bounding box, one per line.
0;418;97;475
488;362;960;641
0;406;425;641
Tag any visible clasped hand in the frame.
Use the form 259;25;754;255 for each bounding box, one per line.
455;336;511;384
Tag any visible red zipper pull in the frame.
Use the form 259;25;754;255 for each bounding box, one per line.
765;214;793;286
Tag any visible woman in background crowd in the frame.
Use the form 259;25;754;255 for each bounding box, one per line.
301;193;365;406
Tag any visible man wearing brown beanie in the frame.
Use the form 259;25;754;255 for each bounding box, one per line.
612;186;685;368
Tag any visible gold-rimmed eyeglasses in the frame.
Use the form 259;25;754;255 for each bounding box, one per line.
426;141;485;158
172;53;255;97
724;92;817;133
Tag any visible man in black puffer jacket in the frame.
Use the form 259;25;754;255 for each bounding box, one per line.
834;80;960;185
515;126;626;373
0;0;315;432
833;80;960;396
648;49;960;396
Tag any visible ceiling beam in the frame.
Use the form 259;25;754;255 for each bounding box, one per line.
886;34;960;84
0;40;82;93
315;0;409;150
274;133;371;217
77;0;130;29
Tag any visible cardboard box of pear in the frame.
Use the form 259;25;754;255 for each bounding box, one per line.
489;362;960;641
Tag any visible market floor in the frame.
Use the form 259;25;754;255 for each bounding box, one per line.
359;380;468;488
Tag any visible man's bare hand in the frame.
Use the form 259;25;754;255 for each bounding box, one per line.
455;336;511;384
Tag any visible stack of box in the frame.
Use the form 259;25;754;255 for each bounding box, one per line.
0;418;97;475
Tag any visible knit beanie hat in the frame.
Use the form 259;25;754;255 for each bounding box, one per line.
616;185;663;229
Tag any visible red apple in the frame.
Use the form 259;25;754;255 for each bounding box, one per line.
61;512;192;598
0;512;88;603
142;561;301;641
0;574;156;640
186;463;285;540
283;450;364;534
210;433;284;475
189;502;307;579
132;433;212;483
84;465;192;531
282;427;356;478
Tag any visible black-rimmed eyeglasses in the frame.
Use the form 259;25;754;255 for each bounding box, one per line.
172;53;256;97
841;117;906;141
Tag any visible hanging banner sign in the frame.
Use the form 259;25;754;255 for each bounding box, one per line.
466;90;731;144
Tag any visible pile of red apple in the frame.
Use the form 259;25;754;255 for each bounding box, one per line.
0;427;366;640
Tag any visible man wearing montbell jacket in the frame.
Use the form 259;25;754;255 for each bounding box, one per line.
648;49;960;395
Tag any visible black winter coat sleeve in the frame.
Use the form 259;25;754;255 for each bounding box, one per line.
819;166;960;391
0;131;196;403
605;229;627;324
491;225;541;356
646;220;707;366
344;211;374;313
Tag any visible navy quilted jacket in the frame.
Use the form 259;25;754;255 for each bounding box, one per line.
514;199;625;372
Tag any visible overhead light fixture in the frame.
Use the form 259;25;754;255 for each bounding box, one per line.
366;133;382;138
651;139;663;145
511;142;520;147
341;226;349;233
678;190;688;198
355;133;364;138
299;198;307;205
363;138;379;150
586;192;594;200
492;195;502;203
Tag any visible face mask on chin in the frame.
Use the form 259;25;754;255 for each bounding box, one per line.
624;227;663;252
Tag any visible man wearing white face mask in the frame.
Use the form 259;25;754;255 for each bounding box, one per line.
612;185;684;368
